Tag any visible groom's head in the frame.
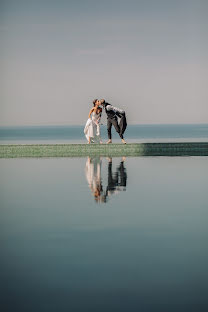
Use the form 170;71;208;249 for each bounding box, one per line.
100;99;105;106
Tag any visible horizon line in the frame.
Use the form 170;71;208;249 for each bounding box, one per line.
0;122;208;128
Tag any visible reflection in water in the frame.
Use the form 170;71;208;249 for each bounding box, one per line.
85;157;104;203
85;157;127;203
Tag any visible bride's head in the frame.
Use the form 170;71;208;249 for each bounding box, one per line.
93;99;99;107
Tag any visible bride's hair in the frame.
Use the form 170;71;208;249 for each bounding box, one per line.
93;99;98;106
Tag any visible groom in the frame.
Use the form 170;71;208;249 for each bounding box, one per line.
100;99;127;144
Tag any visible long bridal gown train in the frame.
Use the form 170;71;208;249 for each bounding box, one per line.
84;111;102;143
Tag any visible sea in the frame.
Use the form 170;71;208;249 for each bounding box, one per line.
0;123;208;144
0;124;208;312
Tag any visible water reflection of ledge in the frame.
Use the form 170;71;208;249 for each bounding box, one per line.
85;157;127;203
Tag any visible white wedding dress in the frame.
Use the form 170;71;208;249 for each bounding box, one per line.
84;111;102;143
85;157;102;192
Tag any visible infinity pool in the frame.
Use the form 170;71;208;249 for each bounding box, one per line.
0;157;208;311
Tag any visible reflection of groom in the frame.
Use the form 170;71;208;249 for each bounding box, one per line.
105;157;127;199
100;99;127;144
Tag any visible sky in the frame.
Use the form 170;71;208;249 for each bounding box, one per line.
0;0;208;126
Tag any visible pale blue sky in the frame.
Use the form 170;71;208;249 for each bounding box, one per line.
1;0;207;126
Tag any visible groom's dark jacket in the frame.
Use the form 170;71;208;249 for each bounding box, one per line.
104;102;125;119
104;102;127;135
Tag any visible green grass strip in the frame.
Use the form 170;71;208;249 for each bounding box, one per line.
0;143;208;158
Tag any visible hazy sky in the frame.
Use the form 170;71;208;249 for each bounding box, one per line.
1;0;207;126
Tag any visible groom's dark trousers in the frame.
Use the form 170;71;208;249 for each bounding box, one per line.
107;117;123;140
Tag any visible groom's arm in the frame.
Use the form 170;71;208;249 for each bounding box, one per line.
106;105;125;114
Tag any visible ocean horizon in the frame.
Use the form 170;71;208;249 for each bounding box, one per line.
0;123;208;144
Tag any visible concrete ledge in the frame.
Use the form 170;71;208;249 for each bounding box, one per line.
0;143;208;158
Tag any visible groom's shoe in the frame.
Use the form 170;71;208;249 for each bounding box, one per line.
121;139;127;144
106;139;112;144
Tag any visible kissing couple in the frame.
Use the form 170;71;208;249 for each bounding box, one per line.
84;99;127;144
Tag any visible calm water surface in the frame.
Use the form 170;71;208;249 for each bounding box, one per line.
0;124;208;144
0;157;208;311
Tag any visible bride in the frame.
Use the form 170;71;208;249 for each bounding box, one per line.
84;99;103;144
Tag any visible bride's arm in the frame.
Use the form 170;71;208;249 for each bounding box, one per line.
97;108;102;123
88;108;94;119
97;114;102;123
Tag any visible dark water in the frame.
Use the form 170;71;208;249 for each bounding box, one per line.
0;156;208;311
0;124;208;144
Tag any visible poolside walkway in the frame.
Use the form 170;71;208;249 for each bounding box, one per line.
0;142;208;158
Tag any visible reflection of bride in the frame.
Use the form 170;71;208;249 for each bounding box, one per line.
85;157;127;203
85;157;105;203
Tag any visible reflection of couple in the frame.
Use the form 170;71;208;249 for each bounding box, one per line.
84;99;127;144
85;157;127;203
